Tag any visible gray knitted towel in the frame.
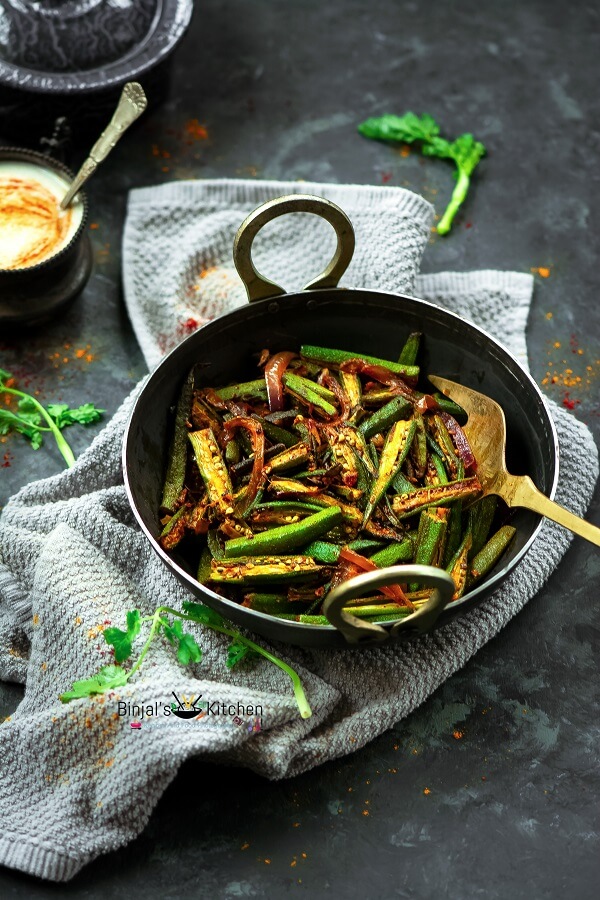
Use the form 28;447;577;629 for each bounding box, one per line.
0;179;597;882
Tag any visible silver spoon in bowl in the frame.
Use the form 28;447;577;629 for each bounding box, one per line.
60;82;148;209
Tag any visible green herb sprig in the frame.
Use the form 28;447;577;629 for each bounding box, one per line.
60;601;312;719
0;369;104;468
358;112;486;234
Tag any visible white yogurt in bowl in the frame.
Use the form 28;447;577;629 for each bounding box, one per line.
0;160;84;270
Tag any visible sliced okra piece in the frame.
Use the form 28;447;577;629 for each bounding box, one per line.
324;426;360;487
230;442;285;479
300;344;419;379
443;501;464;567
431;392;468;425
425;452;449;486
263;408;301;426
369;537;413;567
445;531;472;600
282;372;337;416
242;593;307;614
398;331;422;366
253;415;298;448
410;507;450;589
409;415;428;480
273;605;411;625
160;369;194;513
215;379;268;401
428;414;460;479
331;484;364;502
159;505;188;550
209;556;323;585
249;502;322;528
339;370;362;418
391;468;417;495
303;537;384;564
224;506;342;558
265;441;311;473
468;525;517;585
197;545;213;583
225;437;241;466
361;389;398;407
468;495;498;557
358;396;412;440
391;476;482;519
188;428;234;514
363;419;417;525
306;493;364;528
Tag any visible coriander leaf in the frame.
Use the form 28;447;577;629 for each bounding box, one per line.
126;609;141;640
226;637;260;669
182;600;226;628
176;632;202;666
59;664;129;702
0;369;13;384
163;618;202;665
358;112;439;144
103;608;142;662
46;403;105;429
0;409;43;448
357;112;486;234
103;626;134;663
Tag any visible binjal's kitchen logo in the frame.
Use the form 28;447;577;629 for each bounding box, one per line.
120;691;262;732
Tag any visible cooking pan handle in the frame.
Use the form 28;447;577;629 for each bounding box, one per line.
233;194;356;303
322;565;456;645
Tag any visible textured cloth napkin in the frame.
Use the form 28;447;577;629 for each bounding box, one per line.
0;179;597;882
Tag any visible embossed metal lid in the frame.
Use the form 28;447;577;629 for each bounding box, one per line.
0;0;192;92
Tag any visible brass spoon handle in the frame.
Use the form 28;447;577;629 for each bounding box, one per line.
504;474;600;547
60;82;147;209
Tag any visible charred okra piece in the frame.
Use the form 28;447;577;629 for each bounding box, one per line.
224;506;342;558
265;442;311;473
363;419;417;525
188;428;233;516
159;505;188;549
411;507;451;589
209;556;323;585
392;476;481;518
445;531;472;600
468;495;498;557
160;369;194;513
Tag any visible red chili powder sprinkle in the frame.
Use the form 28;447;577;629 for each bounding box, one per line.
531;266;551;278
184;119;209;142
452;730;464;740
381;171;392;184
2;452;12;468
562;392;580;410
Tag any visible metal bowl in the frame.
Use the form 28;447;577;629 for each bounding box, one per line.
123;195;558;649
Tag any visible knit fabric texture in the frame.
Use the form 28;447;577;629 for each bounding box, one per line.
0;179;596;882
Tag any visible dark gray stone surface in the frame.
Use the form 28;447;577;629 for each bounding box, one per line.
0;1;598;896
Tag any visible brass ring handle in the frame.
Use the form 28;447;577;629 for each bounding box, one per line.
322;565;456;645
233;194;356;303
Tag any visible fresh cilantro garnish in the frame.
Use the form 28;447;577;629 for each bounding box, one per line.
0;369;104;468
59;664;129;701
358;112;486;234
104;609;141;663
226;638;260;669
60;602;312;719
163;618;202;665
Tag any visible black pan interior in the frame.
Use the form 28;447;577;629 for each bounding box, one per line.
124;288;557;648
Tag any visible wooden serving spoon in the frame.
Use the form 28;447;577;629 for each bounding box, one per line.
428;375;600;547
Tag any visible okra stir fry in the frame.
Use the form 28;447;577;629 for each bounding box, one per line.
158;336;516;626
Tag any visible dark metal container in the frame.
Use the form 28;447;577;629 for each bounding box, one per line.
124;195;558;649
0;146;91;327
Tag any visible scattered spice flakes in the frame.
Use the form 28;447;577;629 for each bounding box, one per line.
89;222;99;230
531;266;551;278
545;312;553;319
240;842;250;850
184;119;209;142
362;810;370;816
452;730;464;740
1;451;12;467
381;170;393;184
290;859;297;867
33;614;39;626
423;787;431;795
